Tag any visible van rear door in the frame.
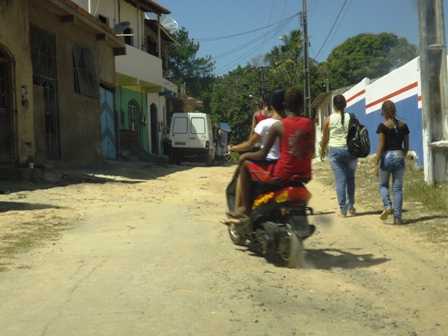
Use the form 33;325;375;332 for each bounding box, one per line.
171;115;189;147
189;116;207;149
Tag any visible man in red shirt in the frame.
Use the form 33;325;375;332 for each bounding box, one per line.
229;88;315;219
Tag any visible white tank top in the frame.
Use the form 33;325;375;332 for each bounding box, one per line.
329;112;350;148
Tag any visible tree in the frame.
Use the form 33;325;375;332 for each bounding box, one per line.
210;66;261;142
324;33;417;89
167;27;215;108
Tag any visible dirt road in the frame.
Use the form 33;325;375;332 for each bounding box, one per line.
0;163;447;336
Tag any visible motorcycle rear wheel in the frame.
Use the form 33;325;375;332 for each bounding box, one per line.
228;223;248;246
286;233;305;268
277;229;305;268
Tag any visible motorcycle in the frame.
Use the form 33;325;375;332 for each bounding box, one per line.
226;169;316;268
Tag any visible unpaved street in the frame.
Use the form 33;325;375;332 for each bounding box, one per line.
0;163;447;336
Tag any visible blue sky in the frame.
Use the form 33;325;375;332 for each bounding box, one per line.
161;0;447;75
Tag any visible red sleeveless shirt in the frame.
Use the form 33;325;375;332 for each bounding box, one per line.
273;116;315;181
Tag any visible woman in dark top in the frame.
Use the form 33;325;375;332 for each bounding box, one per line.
375;100;410;224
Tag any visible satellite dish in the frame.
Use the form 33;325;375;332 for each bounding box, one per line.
160;15;179;34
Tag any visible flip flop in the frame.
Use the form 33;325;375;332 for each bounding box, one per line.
226;210;249;220
221;218;242;226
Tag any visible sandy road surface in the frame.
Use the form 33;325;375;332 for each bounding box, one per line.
0;163;447;336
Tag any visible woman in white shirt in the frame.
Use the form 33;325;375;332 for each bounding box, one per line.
320;95;358;217
229;90;284;161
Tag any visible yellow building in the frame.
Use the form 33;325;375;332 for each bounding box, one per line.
0;0;125;167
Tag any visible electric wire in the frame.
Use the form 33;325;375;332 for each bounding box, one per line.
217;17;293;74
197;12;300;42
217;21;292;72
314;0;350;59
213;14;296;60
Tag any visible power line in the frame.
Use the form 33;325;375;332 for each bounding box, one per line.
197;12;300;42
213;15;297;60
314;0;350;59
217;18;293;73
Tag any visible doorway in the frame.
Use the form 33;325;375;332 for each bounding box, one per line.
150;103;159;155
100;87;117;160
0;47;15;163
31;26;61;160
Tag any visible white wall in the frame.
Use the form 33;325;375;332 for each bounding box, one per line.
72;0;144;49
364;58;419;114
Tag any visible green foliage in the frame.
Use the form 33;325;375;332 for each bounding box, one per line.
324;33;417;89
167;27;215;110
210;66;261;142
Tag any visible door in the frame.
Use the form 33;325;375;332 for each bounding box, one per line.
189;116;207;148
31;27;60;160
100;87;117;160
0;48;14;163
150;103;159;155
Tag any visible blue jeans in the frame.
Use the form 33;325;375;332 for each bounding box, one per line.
379;150;405;219
329;147;358;214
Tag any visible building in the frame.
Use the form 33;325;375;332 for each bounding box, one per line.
313;57;427;166
71;0;178;157
0;0;125;168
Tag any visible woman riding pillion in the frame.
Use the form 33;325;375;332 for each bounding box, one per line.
228;88;315;220
320;95;358;217
229;90;285;162
228;90;285;214
375;100;409;225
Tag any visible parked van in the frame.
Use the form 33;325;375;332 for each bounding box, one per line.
168;112;216;164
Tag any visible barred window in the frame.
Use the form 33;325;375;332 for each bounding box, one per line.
73;46;99;98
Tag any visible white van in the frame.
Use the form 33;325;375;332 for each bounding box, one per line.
168;112;216;164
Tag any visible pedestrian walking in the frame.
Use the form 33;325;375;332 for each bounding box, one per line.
320;95;357;217
375;100;409;225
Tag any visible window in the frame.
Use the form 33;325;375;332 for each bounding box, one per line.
123;28;134;46
128;100;140;131
173;117;188;134
191;117;205;134
73;45;99;98
31;27;57;85
97;15;109;26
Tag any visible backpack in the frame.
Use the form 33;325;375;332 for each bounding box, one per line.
346;113;370;158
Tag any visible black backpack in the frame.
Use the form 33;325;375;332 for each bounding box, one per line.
347;113;370;158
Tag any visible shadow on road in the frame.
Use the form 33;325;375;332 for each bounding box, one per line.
0;202;60;213
0;161;194;194
404;214;448;225
305;248;390;270
0;202;61;213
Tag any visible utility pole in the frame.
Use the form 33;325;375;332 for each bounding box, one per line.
418;0;448;184
301;0;312;118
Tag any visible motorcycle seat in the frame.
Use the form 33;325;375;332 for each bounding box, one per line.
253;175;309;195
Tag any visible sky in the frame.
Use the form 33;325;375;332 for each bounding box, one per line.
160;0;448;75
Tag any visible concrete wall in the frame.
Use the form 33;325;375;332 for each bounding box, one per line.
0;0;35;164
29;2;117;164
